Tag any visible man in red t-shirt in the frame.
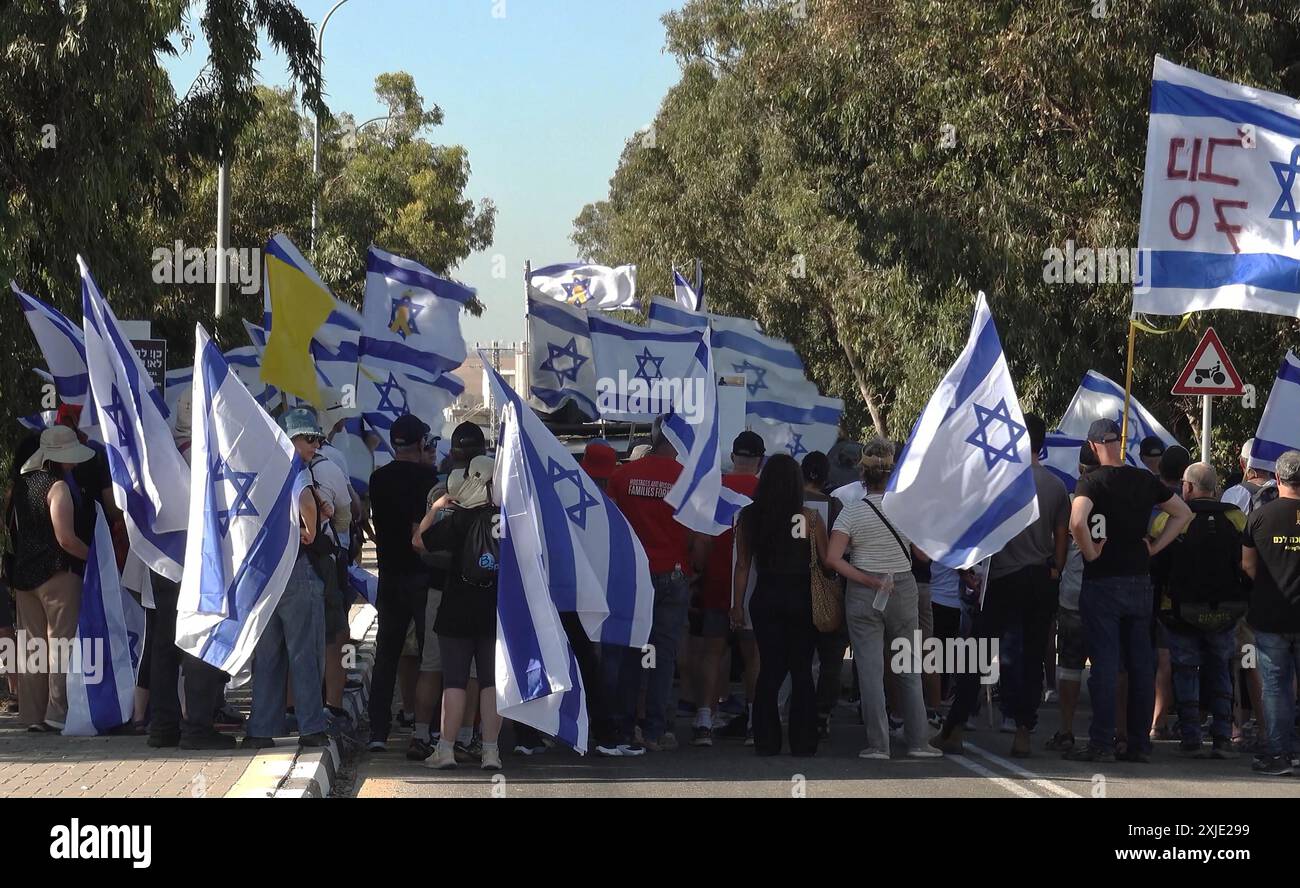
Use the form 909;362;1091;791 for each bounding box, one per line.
600;419;702;754
685;431;764;746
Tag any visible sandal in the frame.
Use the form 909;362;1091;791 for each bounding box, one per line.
26;722;56;733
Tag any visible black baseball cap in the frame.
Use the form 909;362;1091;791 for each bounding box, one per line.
1139;435;1166;459
732;431;766;459
390;414;430;448
451;421;486;451
1086;418;1122;443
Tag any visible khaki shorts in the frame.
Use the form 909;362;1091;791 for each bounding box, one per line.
420;588;443;673
402;622;419;658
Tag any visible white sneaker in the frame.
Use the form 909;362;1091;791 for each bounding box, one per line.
423;744;458;770
480;746;503;770
858;747;891;760
907;747;944;759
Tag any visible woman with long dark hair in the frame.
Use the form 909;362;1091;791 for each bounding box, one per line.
732;454;827;756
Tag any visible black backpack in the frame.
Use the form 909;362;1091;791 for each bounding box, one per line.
1246;479;1279;514
1163;500;1247;632
459;506;501;589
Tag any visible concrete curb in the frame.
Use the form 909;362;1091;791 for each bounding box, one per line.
224;603;378;798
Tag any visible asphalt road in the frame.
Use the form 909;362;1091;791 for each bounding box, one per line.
353;698;1300;799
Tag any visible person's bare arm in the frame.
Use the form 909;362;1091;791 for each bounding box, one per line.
47;481;89;561
1147;495;1193;557
1052;525;1069;578
1242;545;1258;581
298;487;318;546
825;529;881;589
1069;495;1104;562
730;522;752;628
689;531;710;574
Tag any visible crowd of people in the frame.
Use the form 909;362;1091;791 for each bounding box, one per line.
4;397;1300;781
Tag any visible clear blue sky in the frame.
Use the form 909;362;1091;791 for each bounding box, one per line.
164;0;683;346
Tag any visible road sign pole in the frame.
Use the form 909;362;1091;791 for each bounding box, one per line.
1201;394;1212;463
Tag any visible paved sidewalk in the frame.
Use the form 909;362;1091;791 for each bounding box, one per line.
0;601;376;798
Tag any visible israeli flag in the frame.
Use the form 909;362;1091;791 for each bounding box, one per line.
363;246;470;379
1137;57;1300;318
748;396;845;460
63;504;146;736
647;295;760;333
483;356;654;648
661;331;752;535
177;325;309;681
528;296;598;417
1250;350;1300;472
1041;370;1177;491
673;270;701;312
529;261;637;311
495;401;590;752
348;564;379;606
883;293;1039;570
81;257;190;580
588;314;709;421
13;282;90;412
357;361;460;440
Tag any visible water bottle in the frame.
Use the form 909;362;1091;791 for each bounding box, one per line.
872;573;894;612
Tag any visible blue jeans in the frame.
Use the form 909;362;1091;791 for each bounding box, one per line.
1080;574;1156;754
1254;630;1300;758
1165;624;1234;744
248;555;327;738
602;569;690;743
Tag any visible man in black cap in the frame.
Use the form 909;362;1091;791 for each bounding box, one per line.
1139;436;1167;475
365;414;438;751
1065;419;1191;762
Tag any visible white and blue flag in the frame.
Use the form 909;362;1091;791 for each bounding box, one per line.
357;359;460;441
748;396;845;461
661;331;752;535
13;282;91;414
883;293;1039;570
177;325;309;681
1250;350;1300;472
1041;370;1177;491
527;296;598;417
589;314;708;421
673;270;701;312
64;504;146;736
1137;57;1300;318
81;257;190;580
348;564;379;606
494;401;591;752
529;261;637;311
363;245;470;379
484;357;654;648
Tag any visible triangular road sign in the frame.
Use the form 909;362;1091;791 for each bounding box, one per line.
1172;327;1245;396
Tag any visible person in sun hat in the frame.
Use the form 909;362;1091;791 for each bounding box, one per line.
11;425;95;731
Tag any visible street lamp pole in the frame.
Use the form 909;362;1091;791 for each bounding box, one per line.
310;0;352;254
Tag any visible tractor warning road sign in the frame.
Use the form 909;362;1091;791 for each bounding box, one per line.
1172;328;1245;397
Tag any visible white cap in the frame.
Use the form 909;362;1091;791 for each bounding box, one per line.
1241;438;1255;461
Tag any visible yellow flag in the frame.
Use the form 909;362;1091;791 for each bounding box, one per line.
260;252;335;407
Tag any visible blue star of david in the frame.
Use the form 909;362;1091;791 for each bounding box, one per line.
965;398;1027;470
388;293;424;339
785;430;807;459
539;338;587;387
211;457;258;537
548;458;599;529
374;373;409;419
103;387;135;453
633;347;665;382
1269;145;1300;244
561;277;593;305
733;360;768;397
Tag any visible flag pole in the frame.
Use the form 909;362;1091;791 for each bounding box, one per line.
1120;316;1137;454
521;260;531;414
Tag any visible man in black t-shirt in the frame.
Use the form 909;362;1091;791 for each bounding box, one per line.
1065;419;1191;763
1241;449;1300;776
365;414;438;751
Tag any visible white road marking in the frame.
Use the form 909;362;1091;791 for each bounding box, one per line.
963;741;1081;798
946;749;1043;798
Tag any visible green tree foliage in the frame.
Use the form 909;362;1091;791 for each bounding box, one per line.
574;0;1300;470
